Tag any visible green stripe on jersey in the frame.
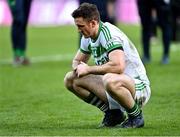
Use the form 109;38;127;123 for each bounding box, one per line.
107;44;122;53
80;48;91;54
135;82;146;90
101;26;112;42
104;25;112;39
136;82;145;88
101;25;123;52
91;44;106;58
101;28;108;42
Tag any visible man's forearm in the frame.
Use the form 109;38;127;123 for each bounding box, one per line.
88;61;123;75
72;60;80;70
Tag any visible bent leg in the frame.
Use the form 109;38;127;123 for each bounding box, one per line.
64;71;127;127
64;71;89;100
103;73;135;109
64;71;109;111
64;71;107;102
103;73;144;128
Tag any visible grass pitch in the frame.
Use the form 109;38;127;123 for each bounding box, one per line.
0;24;180;136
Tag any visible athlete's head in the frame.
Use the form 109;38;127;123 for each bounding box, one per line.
72;3;100;39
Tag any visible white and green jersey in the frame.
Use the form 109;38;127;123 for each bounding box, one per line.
80;22;150;85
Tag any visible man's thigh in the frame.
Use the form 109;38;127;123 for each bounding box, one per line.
104;73;136;97
75;74;107;101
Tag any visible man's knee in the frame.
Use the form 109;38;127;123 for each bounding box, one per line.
103;73;122;91
64;71;76;90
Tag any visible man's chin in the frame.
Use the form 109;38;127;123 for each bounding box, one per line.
81;33;90;38
83;35;89;38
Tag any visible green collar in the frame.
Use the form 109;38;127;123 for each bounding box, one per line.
91;21;103;43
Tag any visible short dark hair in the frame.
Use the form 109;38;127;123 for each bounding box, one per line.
72;3;100;22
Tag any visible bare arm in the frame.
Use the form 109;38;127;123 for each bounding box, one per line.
72;50;91;70
76;49;125;77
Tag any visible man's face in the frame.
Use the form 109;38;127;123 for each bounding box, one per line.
74;17;95;38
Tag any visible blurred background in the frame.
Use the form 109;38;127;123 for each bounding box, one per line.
0;0;180;135
0;0;140;26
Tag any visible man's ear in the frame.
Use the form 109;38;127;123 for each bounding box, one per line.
91;20;97;27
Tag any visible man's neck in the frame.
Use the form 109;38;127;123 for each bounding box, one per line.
91;21;101;40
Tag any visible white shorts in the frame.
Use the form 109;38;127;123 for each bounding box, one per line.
105;78;151;110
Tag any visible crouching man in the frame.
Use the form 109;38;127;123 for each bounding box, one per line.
64;3;151;128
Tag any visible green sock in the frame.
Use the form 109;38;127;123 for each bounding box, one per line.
126;103;141;118
84;93;109;112
14;49;25;57
8;0;16;7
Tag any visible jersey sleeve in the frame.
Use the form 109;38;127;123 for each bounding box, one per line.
80;36;91;54
100;24;123;54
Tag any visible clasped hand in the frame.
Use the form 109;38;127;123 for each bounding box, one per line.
75;61;89;77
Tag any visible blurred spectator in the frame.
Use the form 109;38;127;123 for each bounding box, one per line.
171;0;180;41
7;0;32;66
150;9;158;41
79;0;117;25
107;0;117;25
137;0;172;64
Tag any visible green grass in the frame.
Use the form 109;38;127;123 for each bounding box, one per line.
0;24;180;136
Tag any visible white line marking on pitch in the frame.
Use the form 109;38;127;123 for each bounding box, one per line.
0;54;74;64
